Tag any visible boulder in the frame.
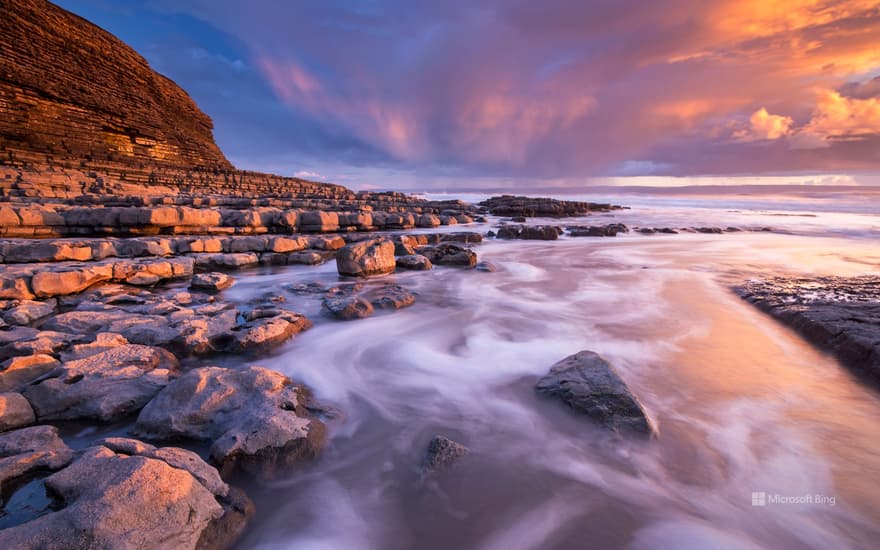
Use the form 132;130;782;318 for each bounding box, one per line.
0;442;247;550
191;272;235;293
233;313;312;352
0;426;73;497
396;254;433;271
336;239;396;277
0;392;35;432
24;345;179;422
419;243;478;268
323;295;374;321
535;351;656;436
361;284;416;311
135;366;326;476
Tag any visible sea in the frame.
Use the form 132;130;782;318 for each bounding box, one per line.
225;186;880;549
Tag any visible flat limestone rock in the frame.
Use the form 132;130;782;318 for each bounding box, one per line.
0;354;60;392
191;272;235;293
135;366;325;477
536;351;657;437
0;425;73;498
0;444;239;550
24;344;179;422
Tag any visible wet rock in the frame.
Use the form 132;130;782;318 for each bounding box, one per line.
323;294;375;320
135;366;326;476
536;351;656;436
421;435;469;475
0;354;61;392
0;392;35;432
288;250;333;265
736;276;880;379
336;239;396;277
0;443;240;550
24;345;179;422
0;426;73;498
191;272;235;293
695;227;723;234
361;284;416;311
475;261;497;272
496;224;560;240
395;241;417;256
419;243;478;268
2;300;55;325
233;313;312;352
396;254;433;271
567;223;629;237
440;232;483;244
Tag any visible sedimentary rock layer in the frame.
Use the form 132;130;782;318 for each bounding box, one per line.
0;0;231;171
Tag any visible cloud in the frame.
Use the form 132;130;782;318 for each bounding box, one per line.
734;108;794;141
59;0;880;184
797;89;880;146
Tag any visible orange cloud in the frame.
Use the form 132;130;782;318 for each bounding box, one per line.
735;108;795;141
792;89;880;147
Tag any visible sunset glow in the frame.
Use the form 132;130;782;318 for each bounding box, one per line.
55;0;880;188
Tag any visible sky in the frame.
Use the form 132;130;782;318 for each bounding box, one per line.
55;0;880;191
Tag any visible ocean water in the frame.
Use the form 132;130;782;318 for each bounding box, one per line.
227;189;880;549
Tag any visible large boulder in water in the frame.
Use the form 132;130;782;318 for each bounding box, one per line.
134;366;325;477
336;239;396;277
536;351;656;436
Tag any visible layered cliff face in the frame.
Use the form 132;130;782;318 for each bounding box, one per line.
0;0;232;171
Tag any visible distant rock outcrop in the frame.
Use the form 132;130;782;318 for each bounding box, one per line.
736;276;880;380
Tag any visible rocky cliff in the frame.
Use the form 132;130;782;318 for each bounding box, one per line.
0;0;232;172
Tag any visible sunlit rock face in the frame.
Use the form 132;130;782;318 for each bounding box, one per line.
0;0;232;170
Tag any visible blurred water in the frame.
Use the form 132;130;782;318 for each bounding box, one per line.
229;193;880;549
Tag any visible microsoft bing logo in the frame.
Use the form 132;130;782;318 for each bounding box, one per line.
751;492;766;506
